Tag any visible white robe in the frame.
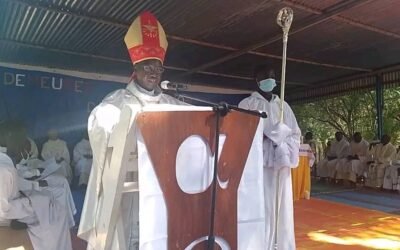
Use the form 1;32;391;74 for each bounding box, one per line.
78;82;183;249
16;158;77;227
366;143;396;187
73;139;93;185
0;152;72;250
41;139;72;183
239;92;301;250
340;139;369;182
383;151;400;190
317;138;349;178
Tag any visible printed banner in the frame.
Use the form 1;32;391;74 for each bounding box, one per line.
0;66;249;151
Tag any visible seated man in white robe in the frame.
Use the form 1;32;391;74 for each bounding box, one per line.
0;124;72;250
17;157;77;227
41;129;72;183
366;135;396;188
339;132;369;183
73;131;93;186
317;132;349;182
239;64;301;250
78;12;183;249
383;146;400;191
1;122;76;227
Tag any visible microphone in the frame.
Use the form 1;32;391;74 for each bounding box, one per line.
160;80;187;90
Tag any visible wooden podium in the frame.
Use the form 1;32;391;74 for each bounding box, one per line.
94;106;261;250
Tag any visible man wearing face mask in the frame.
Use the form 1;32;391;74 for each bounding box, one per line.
239;65;301;250
78;11;182;249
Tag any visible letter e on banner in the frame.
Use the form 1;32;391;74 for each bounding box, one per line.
16;74;26;87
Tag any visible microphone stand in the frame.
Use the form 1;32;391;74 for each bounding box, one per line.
169;90;267;119
164;90;266;249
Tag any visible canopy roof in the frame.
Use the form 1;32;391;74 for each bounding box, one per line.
0;0;399;102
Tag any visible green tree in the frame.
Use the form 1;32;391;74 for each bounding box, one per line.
293;87;400;145
382;88;400;143
292;91;377;144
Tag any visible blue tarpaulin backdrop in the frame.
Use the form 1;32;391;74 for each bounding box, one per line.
0;66;249;152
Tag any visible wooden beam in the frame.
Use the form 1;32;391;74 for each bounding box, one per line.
179;0;374;77
169;35;370;72
287;62;400;99
278;0;400;40
0;39;316;86
4;0;370;72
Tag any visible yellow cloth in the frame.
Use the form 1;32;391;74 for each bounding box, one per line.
292;144;314;201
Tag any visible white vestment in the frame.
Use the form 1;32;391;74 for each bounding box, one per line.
317;138;349;178
41;139;72;183
366;143;396;187
383;151;400;190
16;158;76;227
73;138;93;185
340;139;369;182
239;92;300;250
0;152;72;250
78;82;183;249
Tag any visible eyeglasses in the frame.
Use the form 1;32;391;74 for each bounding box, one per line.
138;65;165;74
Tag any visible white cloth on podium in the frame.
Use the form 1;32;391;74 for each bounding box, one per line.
137;108;265;249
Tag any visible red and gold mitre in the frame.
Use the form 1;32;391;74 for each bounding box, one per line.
124;11;168;65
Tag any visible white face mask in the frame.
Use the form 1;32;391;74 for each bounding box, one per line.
258;78;277;92
0;146;6;153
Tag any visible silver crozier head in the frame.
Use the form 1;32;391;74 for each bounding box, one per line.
276;7;294;35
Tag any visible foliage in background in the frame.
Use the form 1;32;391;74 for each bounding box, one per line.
292;88;400;145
